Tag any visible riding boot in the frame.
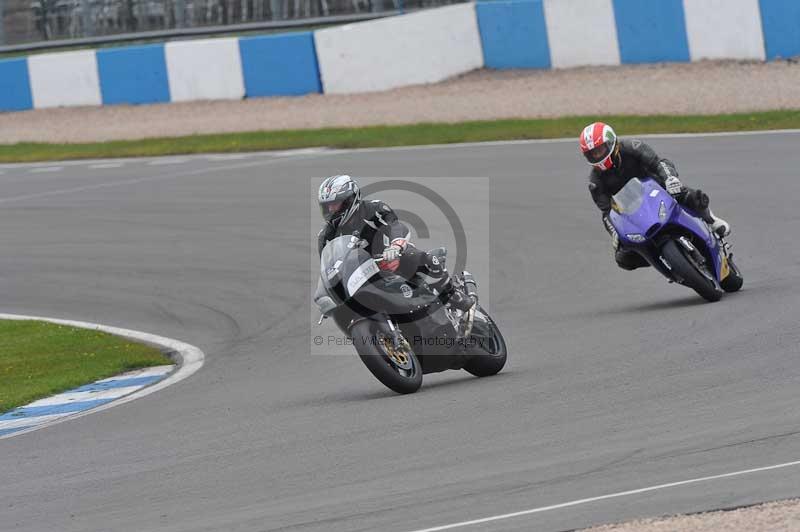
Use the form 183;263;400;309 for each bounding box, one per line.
707;209;731;237
684;188;731;238
420;248;475;312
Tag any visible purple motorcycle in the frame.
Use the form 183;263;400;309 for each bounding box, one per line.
608;178;743;302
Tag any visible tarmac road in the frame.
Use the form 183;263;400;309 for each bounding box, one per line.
1;132;799;532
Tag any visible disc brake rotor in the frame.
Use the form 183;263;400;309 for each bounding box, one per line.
381;335;413;370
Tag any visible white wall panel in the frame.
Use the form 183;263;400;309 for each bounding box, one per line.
683;0;765;61
28;50;101;109
543;0;620;69
165;38;245;102
314;4;483;94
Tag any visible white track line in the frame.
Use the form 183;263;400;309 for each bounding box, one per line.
1;129;798;171
0;153;328;205
405;459;800;532
328;128;800;155
29;166;63;173
0;313;205;440
147;158;189;166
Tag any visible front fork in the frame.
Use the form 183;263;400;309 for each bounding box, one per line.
348;315;404;350
452;271;478;338
659;235;726;286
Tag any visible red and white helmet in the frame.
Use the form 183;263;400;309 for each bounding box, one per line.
579;122;618;171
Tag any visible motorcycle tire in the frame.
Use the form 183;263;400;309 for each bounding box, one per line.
721;256;744;293
661;240;723;302
463;306;508;378
351;320;423;394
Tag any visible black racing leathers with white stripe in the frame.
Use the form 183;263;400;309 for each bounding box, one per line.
317;198;473;309
317;199;410;256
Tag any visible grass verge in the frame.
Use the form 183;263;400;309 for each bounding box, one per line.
0;320;171;413
1;110;799;163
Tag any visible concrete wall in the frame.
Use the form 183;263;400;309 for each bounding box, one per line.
239;32;322;97
477;1;550;69
476;0;797;68
683;0;765;61
0;58;32;112
28;50;102;109
542;0;620;68
612;0;690;64
97;44;171;105
2;1;799;113
314;4;483;94
165;38;245;102
759;0;800;60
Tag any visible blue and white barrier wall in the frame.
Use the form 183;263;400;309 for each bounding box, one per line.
0;30;322;112
477;0;785;69
1;0;799;112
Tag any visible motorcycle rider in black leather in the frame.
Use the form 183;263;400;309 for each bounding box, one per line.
579;122;731;271
316;175;476;312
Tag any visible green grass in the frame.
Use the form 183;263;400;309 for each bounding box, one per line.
0;320;171;413
2;110;799;163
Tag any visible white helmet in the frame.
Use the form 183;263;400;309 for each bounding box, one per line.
318;175;361;229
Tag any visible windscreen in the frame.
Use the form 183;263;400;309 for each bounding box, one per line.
611;178;645;215
320;235;379;298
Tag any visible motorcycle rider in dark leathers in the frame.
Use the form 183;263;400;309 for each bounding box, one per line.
579;122;731;270
315;175;476;313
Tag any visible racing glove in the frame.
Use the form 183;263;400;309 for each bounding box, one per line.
381;239;407;262
665;176;684;197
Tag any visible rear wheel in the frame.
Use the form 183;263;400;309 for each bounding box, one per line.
351;320;422;394
661;240;723;302
463;306;507;377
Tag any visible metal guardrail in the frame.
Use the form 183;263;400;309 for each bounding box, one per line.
0;10;401;54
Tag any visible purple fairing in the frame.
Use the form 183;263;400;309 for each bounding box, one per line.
608;178;725;280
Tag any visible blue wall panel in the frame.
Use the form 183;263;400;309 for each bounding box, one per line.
613;0;690;64
759;0;800;59
239;32;321;97
0;58;33;112
476;0;550;69
97;44;170;105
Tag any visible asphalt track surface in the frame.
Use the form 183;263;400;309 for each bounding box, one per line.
1;133;799;532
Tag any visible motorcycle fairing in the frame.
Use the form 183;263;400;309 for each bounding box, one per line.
611;179;677;241
609;178;727;281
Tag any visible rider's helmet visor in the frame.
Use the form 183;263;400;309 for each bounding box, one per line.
584;143;611;164
324;201;343;215
320;198;353;224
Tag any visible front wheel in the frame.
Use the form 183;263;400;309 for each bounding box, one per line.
661;240;723;302
463;306;507;377
350;320;422;394
721;256;744;292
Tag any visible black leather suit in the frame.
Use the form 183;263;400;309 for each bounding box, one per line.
588;139;712;270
